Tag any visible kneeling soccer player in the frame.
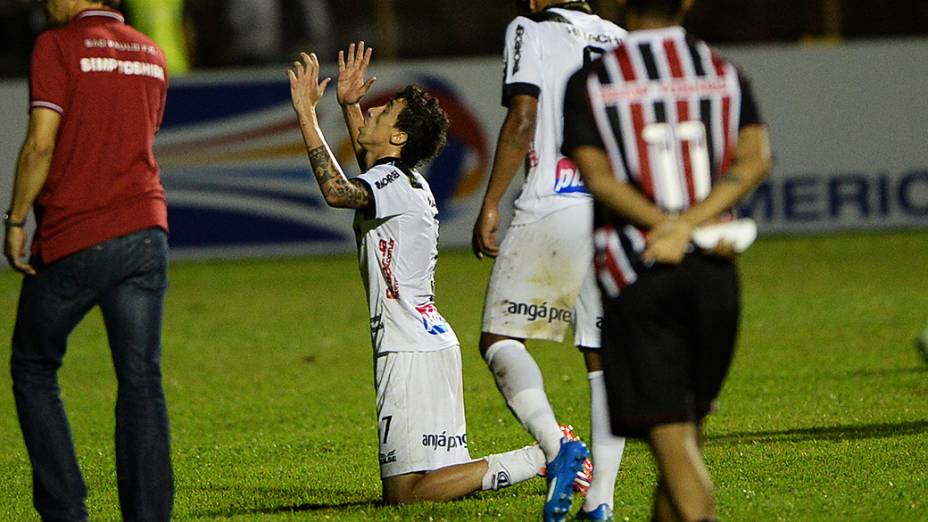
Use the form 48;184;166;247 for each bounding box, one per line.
289;43;553;504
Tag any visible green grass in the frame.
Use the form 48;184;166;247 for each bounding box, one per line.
1;230;926;521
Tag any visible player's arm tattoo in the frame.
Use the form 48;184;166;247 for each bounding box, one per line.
307;145;370;209
330;178;370;208
308;145;337;185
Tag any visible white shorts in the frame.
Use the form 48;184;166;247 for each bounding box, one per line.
374;346;472;478
482;204;603;348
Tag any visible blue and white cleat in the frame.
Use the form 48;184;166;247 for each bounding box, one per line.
543;438;591;522
575;503;614;521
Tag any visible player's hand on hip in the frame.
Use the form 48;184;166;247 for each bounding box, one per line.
643;218;692;265
3;227;36;275
289;52;331;115
472;205;501;259
337;41;376;106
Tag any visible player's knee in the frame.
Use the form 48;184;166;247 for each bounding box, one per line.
580;348;603;372
479;332;523;358
381;474;422;505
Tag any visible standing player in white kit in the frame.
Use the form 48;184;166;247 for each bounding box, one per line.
471;2;628;520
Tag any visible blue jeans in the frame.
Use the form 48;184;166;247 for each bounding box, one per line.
11;228;173;522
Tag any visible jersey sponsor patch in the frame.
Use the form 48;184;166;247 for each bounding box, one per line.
379;450;397;464
375;170;401;190
415;303;450;335
512;24;526;74
553;157;587;194
79;57;165;80
379;239;400;299
421;431;467;452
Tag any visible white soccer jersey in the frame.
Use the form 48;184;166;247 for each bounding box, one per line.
354;157;459;354
502;4;626;225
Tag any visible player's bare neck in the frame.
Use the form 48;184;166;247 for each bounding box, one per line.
629;15;679;31
365;148;404;171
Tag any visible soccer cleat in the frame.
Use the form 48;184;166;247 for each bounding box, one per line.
575;503;614;521
559;424;593;494
543;438;591;522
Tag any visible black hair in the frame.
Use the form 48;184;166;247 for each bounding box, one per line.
625;0;683;17
393;85;450;168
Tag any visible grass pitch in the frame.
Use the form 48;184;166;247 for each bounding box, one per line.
0;230;926;521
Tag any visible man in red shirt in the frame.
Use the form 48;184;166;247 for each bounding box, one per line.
3;1;172;520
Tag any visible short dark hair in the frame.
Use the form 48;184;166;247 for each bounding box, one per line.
393;85;450;168
625;0;683;17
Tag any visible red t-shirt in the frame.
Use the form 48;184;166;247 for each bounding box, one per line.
29;8;169;264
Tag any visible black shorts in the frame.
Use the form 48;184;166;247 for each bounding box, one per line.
601;253;740;438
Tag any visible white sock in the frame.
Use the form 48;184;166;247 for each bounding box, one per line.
480;445;545;490
583;370;626;512
484;340;564;461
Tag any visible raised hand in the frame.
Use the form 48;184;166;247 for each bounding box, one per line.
337;41;376;106
288;52;331;117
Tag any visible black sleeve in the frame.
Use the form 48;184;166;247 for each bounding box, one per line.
738;71;763;128
501;82;541;108
561;66;605;157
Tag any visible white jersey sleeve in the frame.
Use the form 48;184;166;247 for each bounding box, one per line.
357;164;410;219
502;16;543;105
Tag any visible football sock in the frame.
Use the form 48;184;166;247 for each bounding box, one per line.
583;370;626;512
484;339;564;461
481;445;545;490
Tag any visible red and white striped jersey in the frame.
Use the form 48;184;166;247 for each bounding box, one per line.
562;26;763;297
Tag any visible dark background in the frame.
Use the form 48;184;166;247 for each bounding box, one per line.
2;0;927;77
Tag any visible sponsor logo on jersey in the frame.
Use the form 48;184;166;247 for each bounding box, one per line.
422;431;468;452
80;57;165;80
379;450;397;464
512;25;525;74
554;157;587;194
415;303;450;335
370;314;384;334
564;26;623;47
370;313;385;346
379;239;400;299
375;170;401;190
506;300;573;324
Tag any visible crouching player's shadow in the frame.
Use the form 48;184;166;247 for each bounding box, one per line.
196;499;379;518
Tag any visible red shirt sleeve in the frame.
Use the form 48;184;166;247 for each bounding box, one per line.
29;31;69;115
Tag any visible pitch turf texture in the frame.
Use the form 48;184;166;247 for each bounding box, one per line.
1;230;926;521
